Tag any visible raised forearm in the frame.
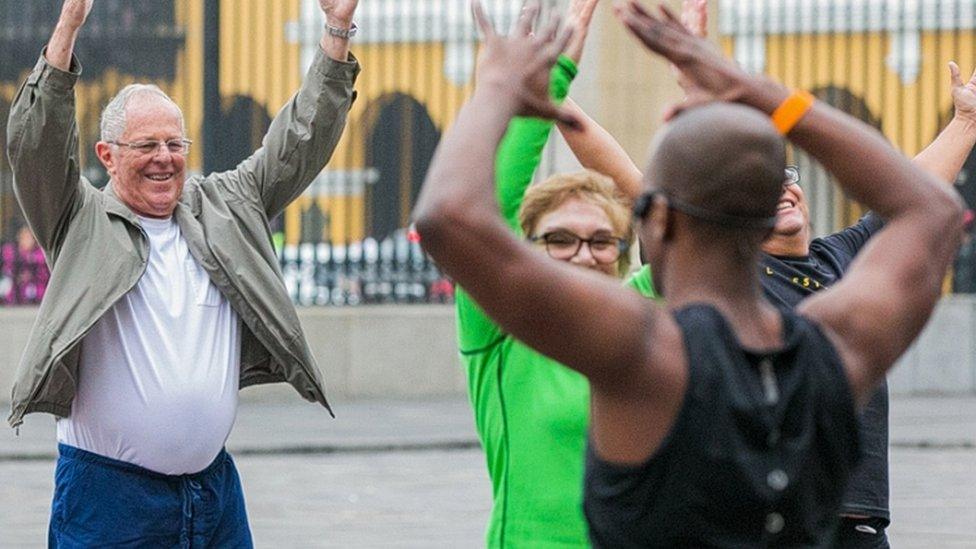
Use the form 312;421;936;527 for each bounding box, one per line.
6;55;83;253
740;79;956;223
224;47;359;217
46;0;92;71
46;23;81;71
319;17;352;62
558;99;644;200
912;115;976;184
496;57;578;230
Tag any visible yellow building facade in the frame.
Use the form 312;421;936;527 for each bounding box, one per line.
0;0;524;246
719;0;976;232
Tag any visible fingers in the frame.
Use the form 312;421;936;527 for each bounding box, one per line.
536;12;564;43
696;0;709;38
681;0;708;38
515;2;540;37
471;0;497;39
625;0;655;21
525;96;583;129
663;94;714;122
616;2;667;54
657;3;689;35
950;61;962;88
572;0;600;26
549;18;576;57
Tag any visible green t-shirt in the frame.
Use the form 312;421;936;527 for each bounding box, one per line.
625;265;654;294
456;57;657;548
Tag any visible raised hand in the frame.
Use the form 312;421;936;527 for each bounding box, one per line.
47;0;94;70
564;0;601;65
58;0;94;30
473;0;579;126
616;0;751;119
319;0;358;27
679;0;707;38
950;62;976;124
673;0;709;95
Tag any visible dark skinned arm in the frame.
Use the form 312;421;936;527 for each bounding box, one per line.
617;0;964;407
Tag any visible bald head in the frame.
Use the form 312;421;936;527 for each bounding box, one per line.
646;103;786;234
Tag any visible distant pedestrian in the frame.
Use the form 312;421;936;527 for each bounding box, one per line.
1;224;49;305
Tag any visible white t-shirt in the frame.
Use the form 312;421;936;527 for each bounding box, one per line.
57;216;241;475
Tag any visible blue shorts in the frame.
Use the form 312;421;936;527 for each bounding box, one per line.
49;444;253;548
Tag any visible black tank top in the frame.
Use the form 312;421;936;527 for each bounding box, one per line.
584;304;861;548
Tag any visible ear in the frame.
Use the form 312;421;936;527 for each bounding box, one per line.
95;141;117;177
651;195;673;243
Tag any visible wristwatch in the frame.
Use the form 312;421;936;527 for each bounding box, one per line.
326;21;358;39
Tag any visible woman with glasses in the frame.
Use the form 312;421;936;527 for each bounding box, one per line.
453;1;652;546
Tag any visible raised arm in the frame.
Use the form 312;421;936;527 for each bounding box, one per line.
215;0;360;218
557;99;644;200
5;0;93;255
495;59;579;230
456;55;578;352
45;0;92;70
618;1;964;405
556;0;707;201
912;62;976;183
415;3;671;393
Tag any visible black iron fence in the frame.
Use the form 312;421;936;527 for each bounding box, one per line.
279;232;454;306
0;231;453;307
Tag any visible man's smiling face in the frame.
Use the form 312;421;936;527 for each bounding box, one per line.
97;94;187;218
770;177;810;239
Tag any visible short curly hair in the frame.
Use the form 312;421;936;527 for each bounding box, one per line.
518;170;634;275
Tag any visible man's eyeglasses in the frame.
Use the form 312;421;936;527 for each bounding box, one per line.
784;165;800;187
529;230;629;264
108;138;192;156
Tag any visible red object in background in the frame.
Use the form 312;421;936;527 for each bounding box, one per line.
1;235;49;305
407;225;421;243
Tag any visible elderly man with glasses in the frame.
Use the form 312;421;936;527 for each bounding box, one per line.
5;0;359;545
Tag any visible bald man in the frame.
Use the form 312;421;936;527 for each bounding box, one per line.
413;2;963;546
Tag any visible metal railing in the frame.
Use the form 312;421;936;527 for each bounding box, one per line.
279;232;454;306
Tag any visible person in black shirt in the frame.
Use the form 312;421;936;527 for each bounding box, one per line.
558;1;976;543
413;2;964;547
761;63;976;545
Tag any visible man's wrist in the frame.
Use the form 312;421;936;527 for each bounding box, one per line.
739;78;791;116
325;15;354;30
952;112;976;134
474;81;521;114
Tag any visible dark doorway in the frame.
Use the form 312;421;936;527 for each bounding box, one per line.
365;94;440;240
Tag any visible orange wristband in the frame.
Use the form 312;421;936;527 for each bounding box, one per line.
771;90;815;135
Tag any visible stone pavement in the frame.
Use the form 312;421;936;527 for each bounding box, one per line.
1;395;974;547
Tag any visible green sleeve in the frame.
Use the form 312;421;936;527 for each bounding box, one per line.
625;265;659;299
456;56;578;354
495;55;578;233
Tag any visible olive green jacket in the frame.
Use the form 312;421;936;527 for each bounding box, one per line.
5;47;360;428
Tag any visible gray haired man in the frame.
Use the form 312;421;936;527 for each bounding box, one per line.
6;0;360;545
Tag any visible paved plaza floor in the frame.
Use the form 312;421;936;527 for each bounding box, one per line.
1;396;974;547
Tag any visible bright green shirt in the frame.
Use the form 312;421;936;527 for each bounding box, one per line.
456;57;656;548
625;265;654;294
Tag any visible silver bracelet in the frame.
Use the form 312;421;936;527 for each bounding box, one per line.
326;21;358;39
